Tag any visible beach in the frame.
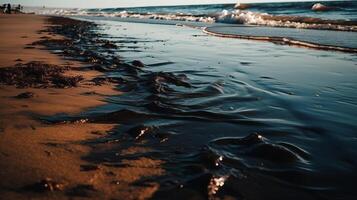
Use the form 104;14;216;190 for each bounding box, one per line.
0;14;162;199
0;2;357;199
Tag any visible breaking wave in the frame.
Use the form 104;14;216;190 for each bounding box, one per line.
25;1;357;32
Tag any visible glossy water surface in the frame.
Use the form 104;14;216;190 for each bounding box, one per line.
48;17;357;199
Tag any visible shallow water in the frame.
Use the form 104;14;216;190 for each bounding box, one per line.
205;25;357;49
46;16;357;199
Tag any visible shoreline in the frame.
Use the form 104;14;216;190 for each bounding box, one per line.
202;26;357;53
0;14;162;199
1;12;356;200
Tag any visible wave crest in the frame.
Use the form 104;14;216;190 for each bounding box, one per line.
216;10;357;31
25;7;357;32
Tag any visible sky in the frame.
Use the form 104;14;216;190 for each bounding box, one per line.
0;0;327;8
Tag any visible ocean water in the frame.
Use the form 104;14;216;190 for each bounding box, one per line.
26;1;357;51
88;1;357;21
27;1;357;28
39;1;357;199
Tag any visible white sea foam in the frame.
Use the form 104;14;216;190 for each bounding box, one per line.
215;10;357;31
23;7;357;32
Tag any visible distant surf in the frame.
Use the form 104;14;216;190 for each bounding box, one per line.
24;1;357;52
26;1;357;32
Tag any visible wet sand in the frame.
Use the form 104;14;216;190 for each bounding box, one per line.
0;14;162;199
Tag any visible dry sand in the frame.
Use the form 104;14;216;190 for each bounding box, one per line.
0;14;163;199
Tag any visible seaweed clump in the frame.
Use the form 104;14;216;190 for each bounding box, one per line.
0;61;83;88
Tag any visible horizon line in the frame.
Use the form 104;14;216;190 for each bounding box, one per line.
20;0;343;9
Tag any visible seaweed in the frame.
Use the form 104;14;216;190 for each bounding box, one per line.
0;61;83;88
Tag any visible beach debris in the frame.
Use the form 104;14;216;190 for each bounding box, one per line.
0;61;83;88
51;74;83;88
26;178;65;192
80;164;100;171
92;77;116;85
31;38;73;48
15;92;35;99
132;60;145;68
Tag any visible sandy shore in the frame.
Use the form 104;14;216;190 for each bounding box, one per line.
0;14;162;199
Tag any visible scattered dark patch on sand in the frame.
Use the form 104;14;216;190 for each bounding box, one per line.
80;164;100;171
66;184;97;197
15;92;35;99
24;46;35;49
0;61;83;88
24;178;65;192
82;91;99;96
90;130;106;135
